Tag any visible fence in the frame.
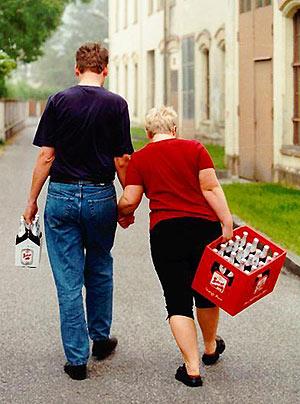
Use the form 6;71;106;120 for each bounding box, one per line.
0;99;29;142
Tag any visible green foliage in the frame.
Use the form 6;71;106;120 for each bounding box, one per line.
131;127;148;151
6;80;56;101
204;144;225;170
0;0;91;94
27;0;108;91
222;182;300;255
0;51;17;97
0;0;66;63
131;127;147;139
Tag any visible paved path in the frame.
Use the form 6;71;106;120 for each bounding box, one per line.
0;121;300;404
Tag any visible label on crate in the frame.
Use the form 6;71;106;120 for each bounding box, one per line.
254;274;269;294
210;271;228;293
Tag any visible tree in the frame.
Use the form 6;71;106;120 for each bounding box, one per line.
0;51;17;96
0;0;90;96
26;0;108;91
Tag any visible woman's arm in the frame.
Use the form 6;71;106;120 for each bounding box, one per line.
114;154;131;189
118;185;144;216
199;168;233;241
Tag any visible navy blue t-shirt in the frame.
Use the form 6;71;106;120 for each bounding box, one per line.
33;85;134;182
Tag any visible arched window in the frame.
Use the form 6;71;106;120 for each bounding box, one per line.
215;26;226;124
293;9;300;144
196;30;211;121
182;36;195;120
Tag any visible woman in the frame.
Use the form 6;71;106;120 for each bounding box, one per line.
118;106;233;387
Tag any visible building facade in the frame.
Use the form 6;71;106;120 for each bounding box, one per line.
226;0;300;186
109;0;227;143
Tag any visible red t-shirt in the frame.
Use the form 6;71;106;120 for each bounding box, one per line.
125;138;219;230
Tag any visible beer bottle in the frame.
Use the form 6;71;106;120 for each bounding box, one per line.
239;258;247;271
229;251;237;264
242;243;252;260
232;236;241;253
253;249;262;267
236;247;244;263
240;231;248;248
218;244;227;257
225;240;234;254
250;238;259;253
260;245;270;261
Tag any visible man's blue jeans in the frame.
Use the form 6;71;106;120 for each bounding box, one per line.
44;181;117;365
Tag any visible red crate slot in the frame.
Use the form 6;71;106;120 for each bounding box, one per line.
192;226;286;316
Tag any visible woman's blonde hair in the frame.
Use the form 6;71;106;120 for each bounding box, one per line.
145;106;177;135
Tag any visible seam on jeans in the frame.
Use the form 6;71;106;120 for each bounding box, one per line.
87;194;116;203
47;194;74;201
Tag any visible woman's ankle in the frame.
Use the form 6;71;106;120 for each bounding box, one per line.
204;339;217;355
185;361;200;376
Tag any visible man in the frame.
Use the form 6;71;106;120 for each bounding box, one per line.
23;42;134;380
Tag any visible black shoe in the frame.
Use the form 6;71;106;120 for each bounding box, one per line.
92;337;118;360
64;363;87;380
202;336;226;366
175;364;203;387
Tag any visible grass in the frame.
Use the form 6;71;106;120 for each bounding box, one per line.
130;127;226;170
131;127;148;151
222;182;300;255
204;144;225;170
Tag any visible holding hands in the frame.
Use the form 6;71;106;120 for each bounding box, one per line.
118;213;135;229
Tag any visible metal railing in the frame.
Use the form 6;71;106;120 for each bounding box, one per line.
0;99;29;141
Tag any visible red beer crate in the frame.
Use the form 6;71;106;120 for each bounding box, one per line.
192;226;286;316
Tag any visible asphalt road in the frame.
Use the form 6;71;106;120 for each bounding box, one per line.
0;120;299;404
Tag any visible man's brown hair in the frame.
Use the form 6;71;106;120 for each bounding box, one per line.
76;42;109;74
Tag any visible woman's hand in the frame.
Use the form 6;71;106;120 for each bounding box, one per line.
118;214;135;229
221;220;233;242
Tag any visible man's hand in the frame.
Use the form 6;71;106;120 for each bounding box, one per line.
23;201;38;225
118;214;135;229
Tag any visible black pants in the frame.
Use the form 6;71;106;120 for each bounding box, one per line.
150;217;222;319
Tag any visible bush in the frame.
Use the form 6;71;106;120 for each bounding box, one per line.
6;80;58;101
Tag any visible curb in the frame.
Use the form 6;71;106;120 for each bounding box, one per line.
232;214;300;277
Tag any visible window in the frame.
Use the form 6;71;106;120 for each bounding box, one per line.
147;50;155;109
115;0;119;31
182;37;195;120
124;0;128;28
157;0;164;11
148;0;154;15
134;63;138;116
133;0;138;23
293;10;300;144
219;46;225;123
203;49;210;120
240;0;251;13
256;0;271;7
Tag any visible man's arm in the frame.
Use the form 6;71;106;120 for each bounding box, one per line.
114;154;131;189
23;146;55;224
199;168;233;241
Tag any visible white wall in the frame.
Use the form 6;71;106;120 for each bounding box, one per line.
109;0;227;140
